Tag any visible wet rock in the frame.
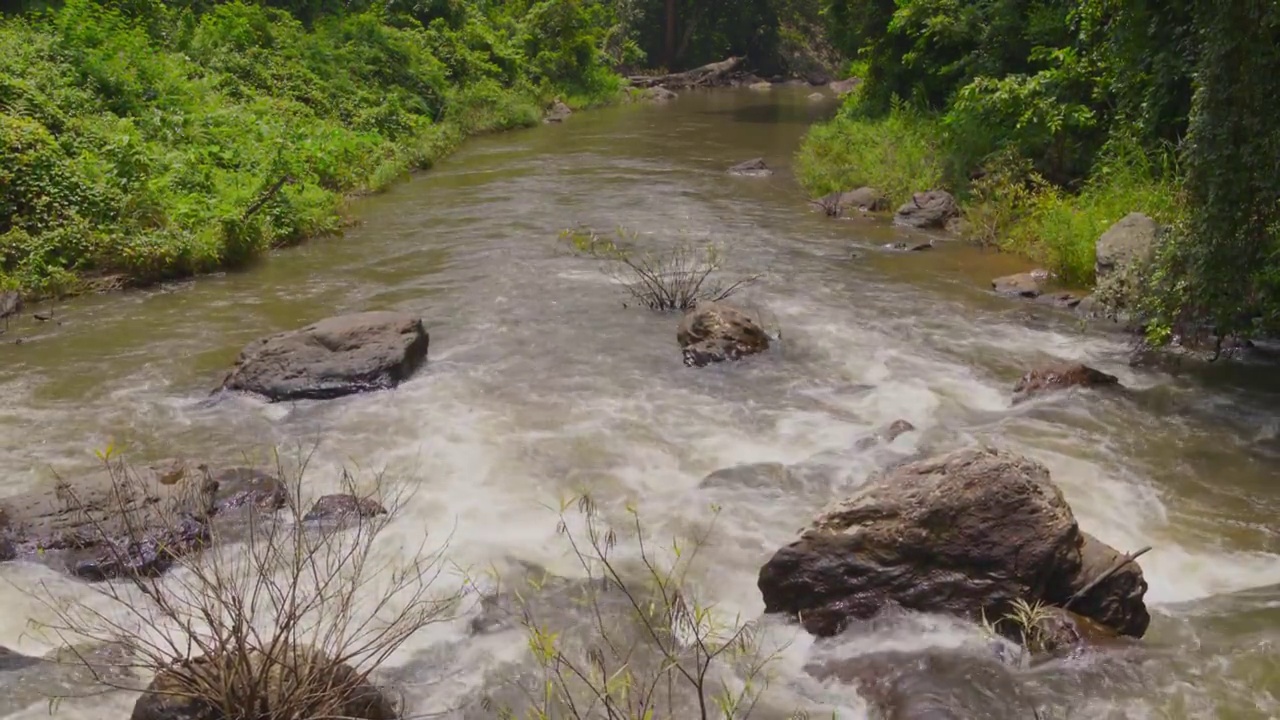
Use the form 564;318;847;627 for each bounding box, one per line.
894;190;959;229
807;91;826;102
1037;291;1084;309
0;291;20;320
1096;212;1159;281
727;157;773;177
0;466;217;579
304;494;387;522
838;187;890;214
748;81;773;91
543;99;572;123
220;311;430;402
131;647;399;720
641;86;677;103
677;302;770;368
884;239;933;252
853;419;916;451
1013;362;1120;402
1065;532;1150;637
992;270;1047;298
829;77;860;96
758;445;1149;639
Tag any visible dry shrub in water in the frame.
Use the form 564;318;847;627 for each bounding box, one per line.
484;494;799;720
30;445;460;719
559;226;760;311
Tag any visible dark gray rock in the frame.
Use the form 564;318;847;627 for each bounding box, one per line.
885;239;933;252
543;100;572;123
757;445;1150;639
677;302;770;367
220;311;429;402
894;190;960;229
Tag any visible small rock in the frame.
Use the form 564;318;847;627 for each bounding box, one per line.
727;158;773;177
807;92;825;102
992;272;1045;298
543;100;573;123
884;239;933;252
698;463;790;491
894;190;960;229
1037;291;1084;309
209;467;288;514
840;187;890;214
677;302;770;368
852;419;916;451
945;215;972;236
304;494;388;522
220;311;430;402
748;81;772;91
1013;362;1120;402
1096;212;1159;281
642;86;678;103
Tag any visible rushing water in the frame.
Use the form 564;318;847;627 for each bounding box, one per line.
2;86;1280;719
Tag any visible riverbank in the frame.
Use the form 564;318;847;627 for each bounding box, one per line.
794;103;1183;290
0;0;624;299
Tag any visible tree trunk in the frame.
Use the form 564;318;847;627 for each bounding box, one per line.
664;0;677;70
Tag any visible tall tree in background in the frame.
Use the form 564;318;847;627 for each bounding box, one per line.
664;0;676;68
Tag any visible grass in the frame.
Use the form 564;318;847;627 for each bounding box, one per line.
0;0;623;298
793;102;945;206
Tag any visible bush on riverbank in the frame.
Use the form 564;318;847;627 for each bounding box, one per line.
807;0;1279;345
0;0;623;296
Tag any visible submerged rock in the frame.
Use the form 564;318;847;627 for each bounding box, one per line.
757;445;1150;639
1013;362;1120;402
220;311;430;402
131;647;399;720
727;157;773;177
884;239;933;252
677;302;770;367
807;91;826;102
894;190;959;229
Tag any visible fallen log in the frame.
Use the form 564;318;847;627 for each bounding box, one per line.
627;56;743;89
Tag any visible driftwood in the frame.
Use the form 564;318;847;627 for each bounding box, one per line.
243;174;292;221
628;56;743;89
1063;545;1152;611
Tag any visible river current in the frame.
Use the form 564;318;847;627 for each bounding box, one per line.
1;87;1278;719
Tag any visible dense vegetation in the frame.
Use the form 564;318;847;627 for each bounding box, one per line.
0;0;625;295
801;0;1280;346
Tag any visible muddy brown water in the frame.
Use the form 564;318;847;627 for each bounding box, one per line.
1;86;1279;718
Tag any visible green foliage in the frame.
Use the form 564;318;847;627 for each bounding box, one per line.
0;0;625;295
794;99;943;205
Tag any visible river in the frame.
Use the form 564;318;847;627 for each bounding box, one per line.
1;86;1279;719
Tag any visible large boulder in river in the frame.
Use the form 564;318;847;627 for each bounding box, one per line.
131;646;398;720
1013;362;1120;403
677;302;770;367
757;445;1150;639
894;190;959;229
220;311;429;402
1095;212;1159;281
